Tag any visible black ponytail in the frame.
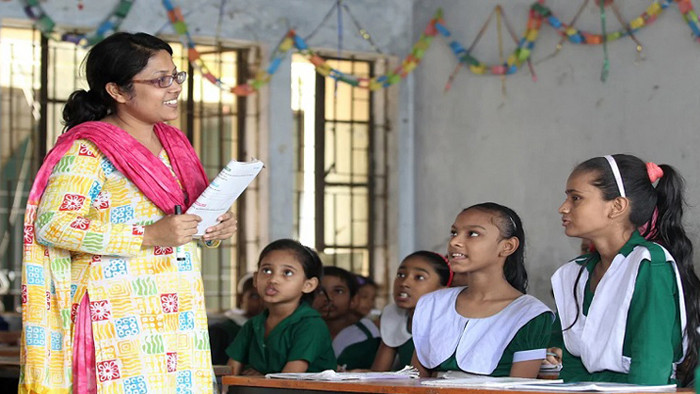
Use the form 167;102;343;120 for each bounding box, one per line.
62;89;111;130
646;165;699;386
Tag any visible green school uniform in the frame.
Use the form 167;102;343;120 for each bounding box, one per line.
437;312;553;376
335;319;381;370
552;232;683;385
226;302;337;374
396;339;415;369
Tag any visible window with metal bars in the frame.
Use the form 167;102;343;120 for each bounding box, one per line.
0;26;259;314
292;54;389;281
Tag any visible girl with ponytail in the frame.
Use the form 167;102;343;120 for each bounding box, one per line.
553;154;699;386
411;203;554;378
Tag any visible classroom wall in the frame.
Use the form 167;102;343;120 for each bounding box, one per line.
410;0;700;304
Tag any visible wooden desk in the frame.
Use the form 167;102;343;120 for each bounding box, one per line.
221;376;694;394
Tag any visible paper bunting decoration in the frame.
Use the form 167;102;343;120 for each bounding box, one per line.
293;9;446;91
21;0;700;94
21;0;135;47
162;0;444;95
532;0;671;45
444;5;541;82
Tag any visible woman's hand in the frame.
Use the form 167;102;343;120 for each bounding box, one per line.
142;213;201;247
202;211;237;242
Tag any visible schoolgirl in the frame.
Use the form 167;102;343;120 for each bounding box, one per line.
412;203;553;378
371;251;452;371
226;239;336;374
552;155;700;385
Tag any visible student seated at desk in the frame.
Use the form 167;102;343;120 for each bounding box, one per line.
551;155;700;386
411;203;553;378
350;275;379;326
209;273;264;365
313;266;380;370
226;239;336;375
371;251;452;371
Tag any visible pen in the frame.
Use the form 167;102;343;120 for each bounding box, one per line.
174;205;186;264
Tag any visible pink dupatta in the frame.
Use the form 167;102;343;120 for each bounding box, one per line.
27;121;208;212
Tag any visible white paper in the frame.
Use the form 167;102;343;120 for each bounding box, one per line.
186;159;263;237
422;375;563;388
265;366;419;381
502;382;677;392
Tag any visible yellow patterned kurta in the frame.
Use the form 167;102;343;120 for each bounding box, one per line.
20;140;213;393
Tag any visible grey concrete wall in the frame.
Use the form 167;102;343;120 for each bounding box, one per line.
411;0;700;305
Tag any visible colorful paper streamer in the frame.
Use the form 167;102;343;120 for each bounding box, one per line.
21;0;135;47
21;0;700;94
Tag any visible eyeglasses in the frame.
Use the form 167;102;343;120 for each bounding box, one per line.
132;71;187;88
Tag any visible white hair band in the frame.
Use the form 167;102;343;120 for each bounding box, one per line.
604;155;626;198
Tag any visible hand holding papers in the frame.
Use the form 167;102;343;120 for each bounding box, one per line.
186;159;264;237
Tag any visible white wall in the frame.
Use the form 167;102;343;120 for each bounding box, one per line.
411;0;700;304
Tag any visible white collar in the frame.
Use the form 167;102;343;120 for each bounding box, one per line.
412;287;551;374
552;244;686;374
380;303;412;347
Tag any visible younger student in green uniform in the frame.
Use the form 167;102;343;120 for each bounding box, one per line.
412;203;554;378
313;266;380;370
226;239;336;374
371;251;452;371
552;154;700;386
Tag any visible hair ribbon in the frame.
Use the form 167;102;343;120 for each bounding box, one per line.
435;252;454;287
646;162;664;183
604;155;626;198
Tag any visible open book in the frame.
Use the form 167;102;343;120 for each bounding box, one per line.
186;159;264;237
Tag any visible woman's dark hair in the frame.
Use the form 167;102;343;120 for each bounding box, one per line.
402;250;452;286
62;32;173;131
257;239;324;304
322;266;359;298
462;202;528;293
569;154;699;386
